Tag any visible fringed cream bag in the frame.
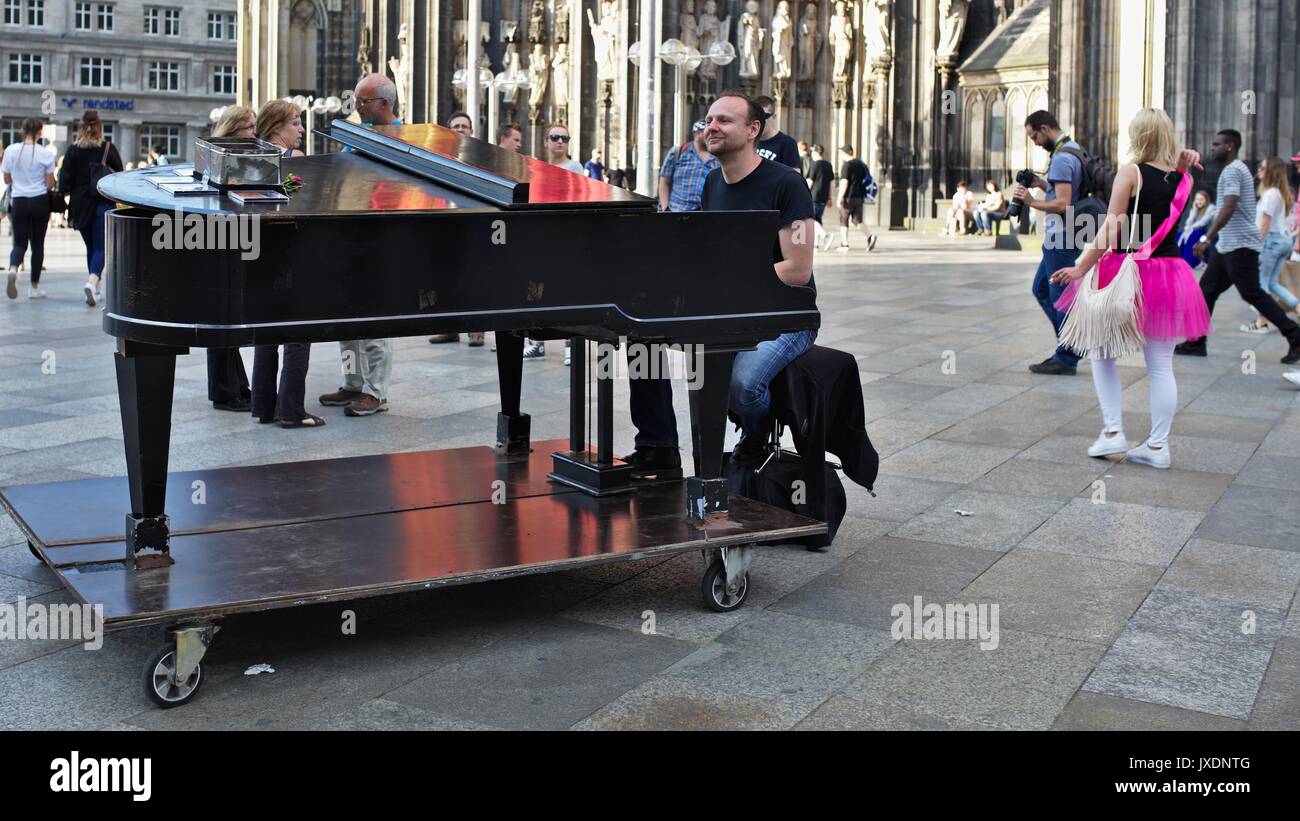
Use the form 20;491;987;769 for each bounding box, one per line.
1058;172;1145;360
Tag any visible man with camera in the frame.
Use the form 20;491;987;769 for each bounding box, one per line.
1011;110;1084;376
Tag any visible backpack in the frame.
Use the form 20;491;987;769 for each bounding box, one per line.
725;449;847;550
1055;144;1115;221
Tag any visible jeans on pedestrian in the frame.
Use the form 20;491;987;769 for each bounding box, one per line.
729;329;818;437
1031;245;1081;367
8;195;50;284
1259;232;1297;310
252;343;311;422
338;338;392;401
79;201;113;278
628;346;678;449
974;210;1002;233
1191;247;1300;345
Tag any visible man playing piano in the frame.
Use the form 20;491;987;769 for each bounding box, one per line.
319;73;399;416
626;91;817;477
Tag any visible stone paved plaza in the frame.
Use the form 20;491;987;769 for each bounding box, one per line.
1;224;1298;730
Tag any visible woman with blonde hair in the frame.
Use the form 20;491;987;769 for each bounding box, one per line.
250;100;320;427
57;110;123;305
1239;157;1297;333
1050;108;1211;469
211;105;257;140
201;104;258;412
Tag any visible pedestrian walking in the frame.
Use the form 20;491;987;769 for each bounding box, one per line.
58;111;123;308
3;117;56;300
1239;157;1297;333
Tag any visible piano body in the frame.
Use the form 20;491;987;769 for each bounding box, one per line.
0;122;825;707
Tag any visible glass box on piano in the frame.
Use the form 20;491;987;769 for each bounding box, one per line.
193;137;282;189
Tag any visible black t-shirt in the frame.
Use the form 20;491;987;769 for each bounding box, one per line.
809;159;834;204
839;158;868;200
757;132;801;170
701;158;816;293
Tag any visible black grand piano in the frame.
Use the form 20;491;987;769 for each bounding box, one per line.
0;122;824;707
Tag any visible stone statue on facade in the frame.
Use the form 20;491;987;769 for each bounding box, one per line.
737;1;764;79
552;41;571;109
528;0;546;45
680;0;699;51
828;1;853;81
936;0;971;67
864;0;891;66
528;43;549;112
588;0;619;83
696;0;729;80
357;26;373;75
388;22;411;117
796;2;820;80
771;1;794;80
554;0;570;44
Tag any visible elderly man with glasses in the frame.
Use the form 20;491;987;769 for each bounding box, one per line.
319;73;400;415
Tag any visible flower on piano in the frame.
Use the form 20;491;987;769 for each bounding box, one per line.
282;174;304;193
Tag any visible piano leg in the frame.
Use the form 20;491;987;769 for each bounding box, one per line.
686;348;737;520
493;331;531;455
547;338;634;495
115;340;185;569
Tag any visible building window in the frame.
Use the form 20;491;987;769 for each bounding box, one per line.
101;122;116;145
144;6;178;35
1;119;22;147
98;3;113;31
207;11;235;39
75;2;91;29
139;124;181;162
79;56;113;88
147;60;180;91
2;0;18;26
25;0;41;26
7;53;43;85
211;64;236;95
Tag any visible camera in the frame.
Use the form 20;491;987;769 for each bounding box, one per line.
1005;168;1036;219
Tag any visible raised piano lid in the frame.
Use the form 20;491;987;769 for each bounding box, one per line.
321;120;655;211
97;153;499;217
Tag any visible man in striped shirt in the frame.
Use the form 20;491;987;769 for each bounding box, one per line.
1177;129;1300;364
658;120;718;212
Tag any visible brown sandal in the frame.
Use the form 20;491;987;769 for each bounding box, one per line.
279;413;326;429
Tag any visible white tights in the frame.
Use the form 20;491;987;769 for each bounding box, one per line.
1090;338;1178;448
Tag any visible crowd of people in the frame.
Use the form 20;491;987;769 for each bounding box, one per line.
11;71;1298;464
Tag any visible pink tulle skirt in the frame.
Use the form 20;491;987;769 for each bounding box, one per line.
1056;254;1213;341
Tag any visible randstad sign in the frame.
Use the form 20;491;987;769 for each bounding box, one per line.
61;97;135;111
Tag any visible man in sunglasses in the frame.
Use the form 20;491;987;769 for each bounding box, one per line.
320;73;399;415
525;123;584;360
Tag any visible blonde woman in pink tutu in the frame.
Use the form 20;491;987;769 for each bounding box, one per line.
1050;108;1212;469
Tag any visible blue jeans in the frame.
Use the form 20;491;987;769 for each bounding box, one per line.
1032;246;1081;367
1259;232;1297;310
79;201;113;277
730;329;818;437
974;210;1002;233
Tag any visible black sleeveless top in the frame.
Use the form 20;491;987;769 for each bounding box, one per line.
1117;163;1183;258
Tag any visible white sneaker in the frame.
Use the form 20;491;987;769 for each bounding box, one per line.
1087;431;1129;458
28;286;46;300
564;345;571;366
1239;320;1272;334
1125;441;1171;470
84;280;97;306
820;233;834;252
1283;371;1300;388
523;340;545;359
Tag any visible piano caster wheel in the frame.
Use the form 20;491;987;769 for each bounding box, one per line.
27;540;42;561
701;560;749;613
143;645;204;709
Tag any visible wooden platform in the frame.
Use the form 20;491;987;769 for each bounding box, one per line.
1;440;826;629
